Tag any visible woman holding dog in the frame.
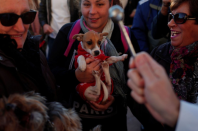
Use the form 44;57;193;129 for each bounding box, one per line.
48;0;164;130
0;0;56;101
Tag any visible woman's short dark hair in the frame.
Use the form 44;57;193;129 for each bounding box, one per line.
79;0;122;7
170;0;198;24
111;0;123;7
78;0;123;12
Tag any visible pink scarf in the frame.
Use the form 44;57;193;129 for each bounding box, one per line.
169;42;198;103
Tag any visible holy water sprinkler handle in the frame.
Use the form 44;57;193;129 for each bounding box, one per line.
109;5;136;56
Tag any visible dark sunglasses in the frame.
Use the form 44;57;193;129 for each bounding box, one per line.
0;10;37;26
168;13;196;24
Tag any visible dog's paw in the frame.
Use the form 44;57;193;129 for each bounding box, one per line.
121;54;128;61
84;88;100;101
92;70;99;76
102;61;109;69
77;55;86;71
79;63;86;71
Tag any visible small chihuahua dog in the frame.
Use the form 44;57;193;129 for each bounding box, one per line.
73;30;128;103
0;92;82;131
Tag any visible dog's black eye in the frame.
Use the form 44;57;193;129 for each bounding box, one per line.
87;41;92;45
98;41;101;45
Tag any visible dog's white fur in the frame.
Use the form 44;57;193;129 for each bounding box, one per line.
73;30;128;103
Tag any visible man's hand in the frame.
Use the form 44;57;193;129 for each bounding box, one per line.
162;0;171;5
127;52;180;127
161;0;171;15
130;9;136;18
43;24;53;34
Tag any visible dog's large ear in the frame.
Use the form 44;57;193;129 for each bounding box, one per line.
99;32;108;40
72;34;84;41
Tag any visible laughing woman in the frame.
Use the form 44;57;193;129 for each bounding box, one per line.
47;0;142;130
151;0;198;103
0;0;56;101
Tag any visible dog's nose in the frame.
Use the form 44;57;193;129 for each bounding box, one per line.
94;50;100;56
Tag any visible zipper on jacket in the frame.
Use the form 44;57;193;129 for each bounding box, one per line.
69;49;76;70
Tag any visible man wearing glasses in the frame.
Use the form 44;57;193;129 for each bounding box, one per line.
151;0;171;40
131;0;169;53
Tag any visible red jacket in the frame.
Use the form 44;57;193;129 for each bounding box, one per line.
74;44;113;103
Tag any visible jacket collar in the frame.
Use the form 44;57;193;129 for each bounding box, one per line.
0;33;39;68
0;49;16;68
154;42;171;63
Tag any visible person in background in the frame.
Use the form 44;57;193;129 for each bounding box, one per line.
150;0;198;103
0;0;56;102
127;52;198;131
39;0;80;59
124;0;140;26
151;0;170;40
131;0;169;52
30;0;41;35
120;0;128;8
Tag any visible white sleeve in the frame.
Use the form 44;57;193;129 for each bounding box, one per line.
176;101;198;131
120;0;128;9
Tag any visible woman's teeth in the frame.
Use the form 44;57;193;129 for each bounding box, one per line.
171;31;180;36
90;18;98;20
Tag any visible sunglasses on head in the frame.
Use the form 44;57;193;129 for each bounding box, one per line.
0;10;37;27
168;13;196;24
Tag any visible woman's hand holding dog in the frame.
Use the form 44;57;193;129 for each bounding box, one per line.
75;57;103;83
87;95;114;111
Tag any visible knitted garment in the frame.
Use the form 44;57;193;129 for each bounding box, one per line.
169;42;198;103
75;44;114;103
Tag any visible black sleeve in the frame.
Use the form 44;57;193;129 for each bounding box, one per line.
130;27;140;54
127;94;165;131
151;11;170;39
39;0;48;27
150;42;171;75
150;45;158;58
48;23;80;94
124;27;140;84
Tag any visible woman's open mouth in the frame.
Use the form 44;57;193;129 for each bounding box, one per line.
171;31;180;38
89;18;99;23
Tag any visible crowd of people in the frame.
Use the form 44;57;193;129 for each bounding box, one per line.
0;0;198;131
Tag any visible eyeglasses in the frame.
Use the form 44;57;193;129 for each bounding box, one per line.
0;10;37;26
168;13;196;24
